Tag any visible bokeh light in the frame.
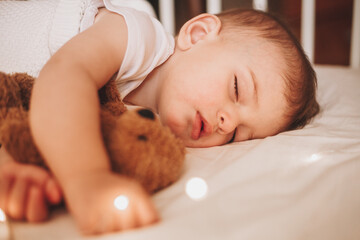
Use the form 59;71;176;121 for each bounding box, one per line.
307;153;322;163
185;177;208;201
0;208;6;222
114;195;129;211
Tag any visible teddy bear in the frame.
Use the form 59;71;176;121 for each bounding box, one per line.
0;71;185;193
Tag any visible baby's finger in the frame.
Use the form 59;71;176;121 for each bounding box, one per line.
26;185;48;222
135;197;159;227
113;199;137;231
1;161;51;187
45;178;62;205
0;174;13;209
16;164;51;186
7;179;28;220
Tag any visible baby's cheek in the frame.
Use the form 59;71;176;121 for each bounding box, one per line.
164;116;185;138
233;126;253;142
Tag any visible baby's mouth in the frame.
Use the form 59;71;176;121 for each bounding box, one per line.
191;112;201;140
191;112;212;140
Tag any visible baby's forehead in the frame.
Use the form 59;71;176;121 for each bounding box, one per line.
213;27;291;83
232;37;286;68
221;30;283;56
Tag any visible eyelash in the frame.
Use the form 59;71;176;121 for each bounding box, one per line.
230;76;239;143
234;76;239;101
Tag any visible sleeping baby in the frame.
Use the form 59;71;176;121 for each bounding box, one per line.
0;0;319;235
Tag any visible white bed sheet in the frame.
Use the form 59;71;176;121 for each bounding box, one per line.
6;65;360;240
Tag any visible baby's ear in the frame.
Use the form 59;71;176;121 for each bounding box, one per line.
177;13;221;51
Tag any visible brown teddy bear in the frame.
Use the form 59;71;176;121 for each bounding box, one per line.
0;72;185;194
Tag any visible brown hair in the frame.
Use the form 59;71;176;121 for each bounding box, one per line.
216;9;320;130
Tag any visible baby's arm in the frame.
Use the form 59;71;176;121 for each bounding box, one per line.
0;147;62;222
29;11;158;234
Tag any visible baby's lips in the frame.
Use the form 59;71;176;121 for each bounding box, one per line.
191;112;213;140
191;112;201;140
199;115;212;137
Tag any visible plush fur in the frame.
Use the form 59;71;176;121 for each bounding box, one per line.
0;72;185;193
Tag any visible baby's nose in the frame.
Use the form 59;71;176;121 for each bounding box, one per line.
217;111;236;134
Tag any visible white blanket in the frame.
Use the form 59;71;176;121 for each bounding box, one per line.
5;65;360;240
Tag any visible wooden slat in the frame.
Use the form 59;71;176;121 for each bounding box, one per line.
301;0;316;63
253;0;268;11
159;0;175;35
351;0;360;68
206;0;222;14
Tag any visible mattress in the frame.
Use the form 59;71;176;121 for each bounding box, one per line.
4;65;359;239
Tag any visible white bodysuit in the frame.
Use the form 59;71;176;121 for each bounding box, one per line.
0;0;175;99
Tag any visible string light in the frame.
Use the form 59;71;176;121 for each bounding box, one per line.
185;177;208;201
0;208;6;222
0;208;10;240
306;153;322;163
114;195;129;211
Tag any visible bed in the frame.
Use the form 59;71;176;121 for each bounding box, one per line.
1;1;360;239
4;65;359;240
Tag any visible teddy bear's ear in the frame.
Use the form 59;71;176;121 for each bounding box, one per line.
137;109;155;120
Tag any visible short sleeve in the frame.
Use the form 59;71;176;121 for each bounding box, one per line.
103;0;175;99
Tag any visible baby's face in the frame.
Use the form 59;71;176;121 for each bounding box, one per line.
156;35;289;147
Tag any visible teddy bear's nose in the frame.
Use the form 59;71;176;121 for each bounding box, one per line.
137;109;155;120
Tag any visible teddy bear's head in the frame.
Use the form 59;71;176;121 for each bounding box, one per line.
103;108;186;193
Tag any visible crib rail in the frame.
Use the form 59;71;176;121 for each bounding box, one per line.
351;0;360;68
158;0;360;68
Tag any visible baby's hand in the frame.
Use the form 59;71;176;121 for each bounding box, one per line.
0;148;63;222
62;171;159;235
